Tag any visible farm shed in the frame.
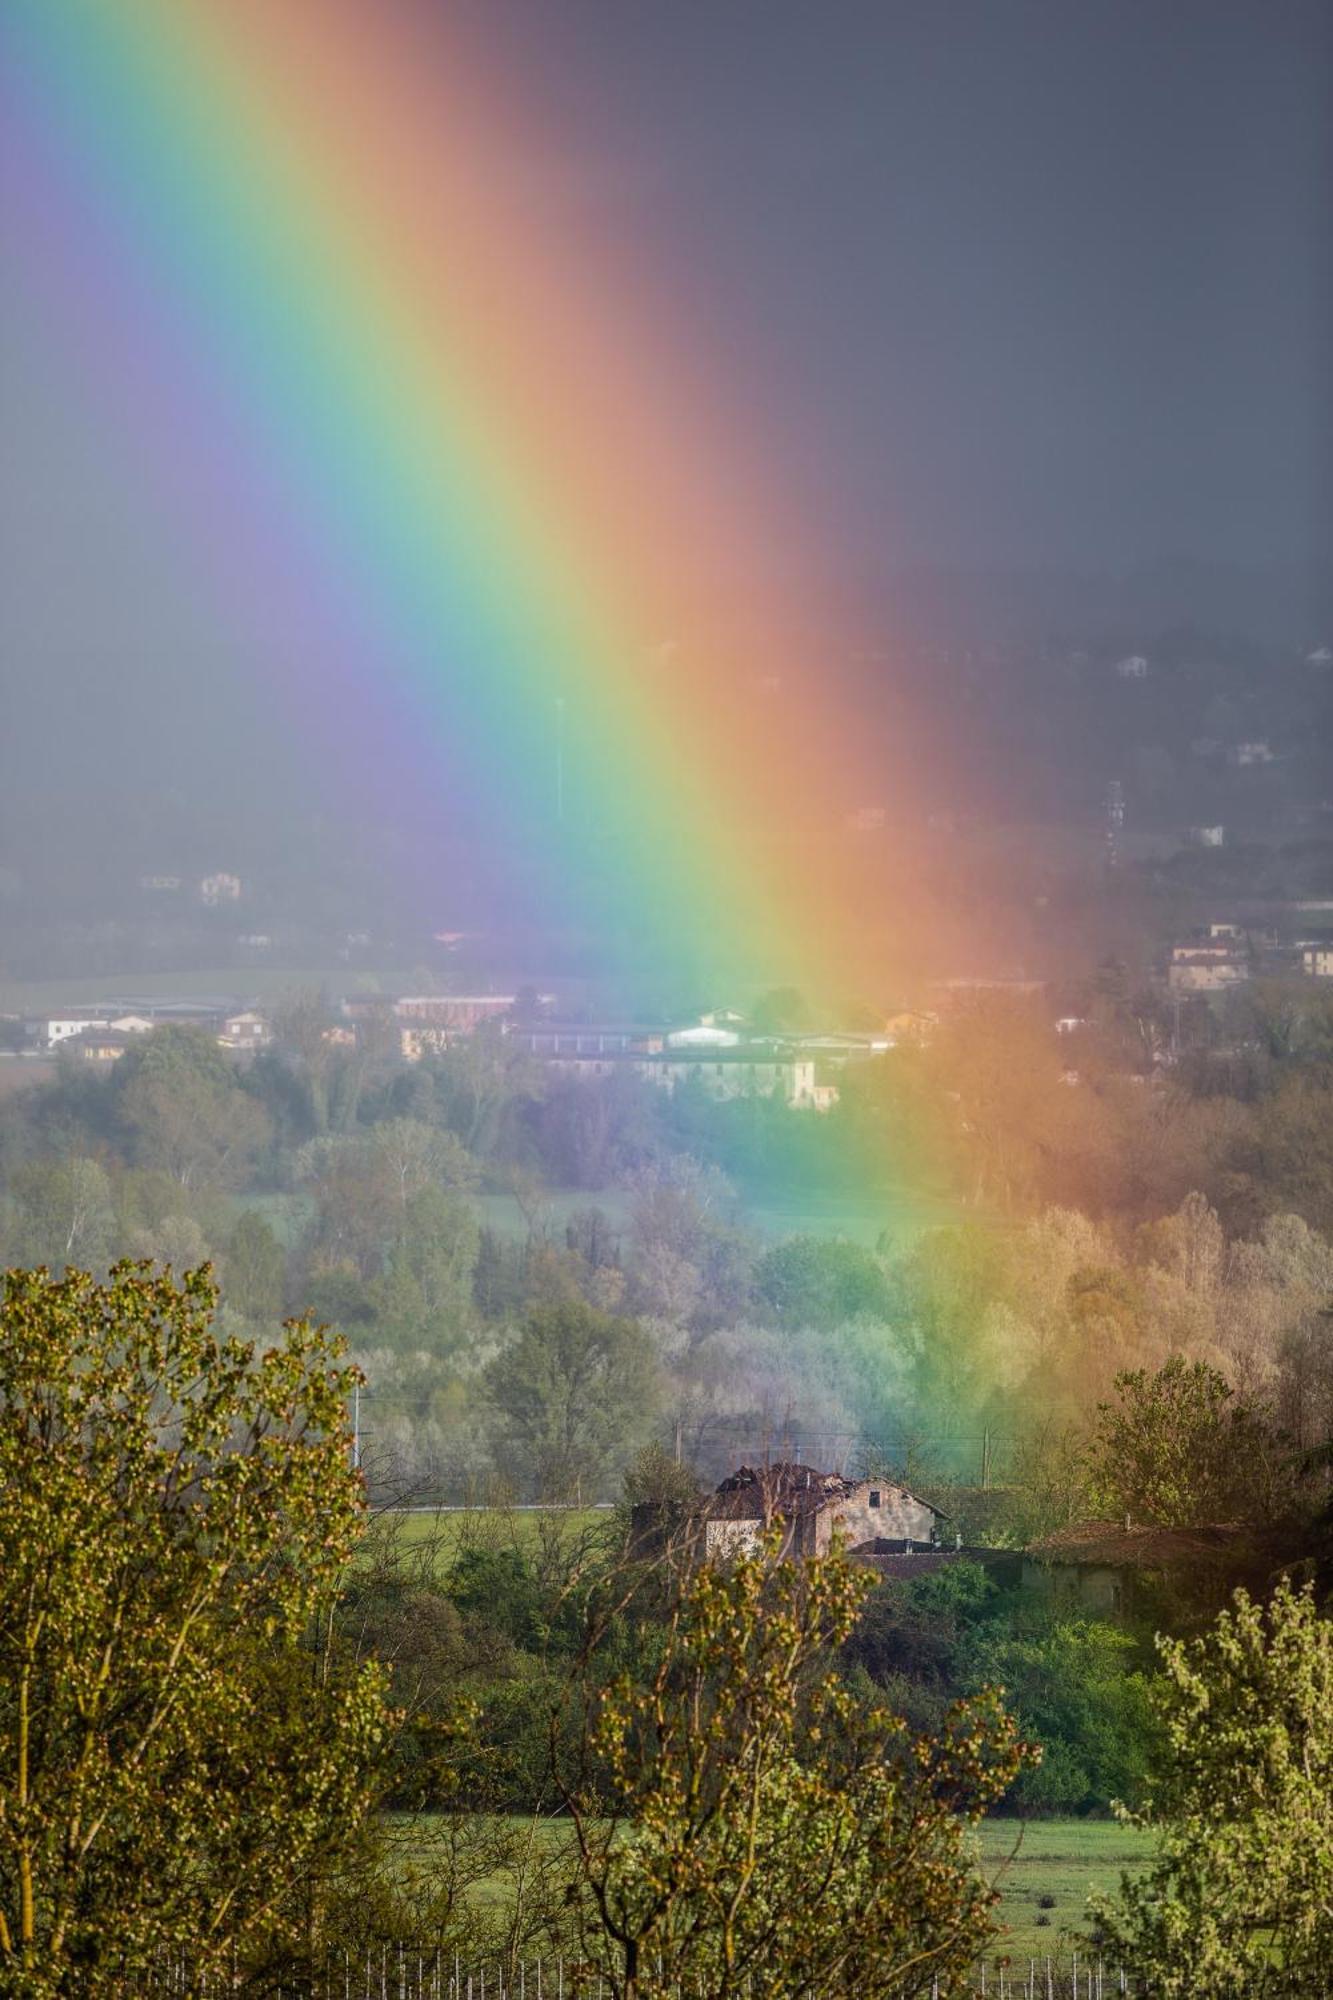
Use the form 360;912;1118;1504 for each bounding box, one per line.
703;1462;945;1562
1023;1520;1250;1618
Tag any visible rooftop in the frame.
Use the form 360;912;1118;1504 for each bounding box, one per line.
709;1462;943;1522
1026;1520;1249;1568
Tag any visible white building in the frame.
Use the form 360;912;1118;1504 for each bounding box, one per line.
199;873;243;905
32;1012;113;1049
1113;654;1149;679
218;1010;270;1050
1168;938;1249;993
1302;946;1333;979
544;1047;826;1108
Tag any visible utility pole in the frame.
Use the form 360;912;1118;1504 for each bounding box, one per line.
1104;779;1125;870
554;697;566;825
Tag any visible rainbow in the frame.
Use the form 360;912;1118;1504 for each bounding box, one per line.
0;0;937;1006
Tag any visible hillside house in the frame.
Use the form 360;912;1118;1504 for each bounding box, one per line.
72;1028;136;1064
1168;935;1249;993
1302;945;1333;979
1024;1520;1249;1619
703;1463;944;1561
218;1010;270;1051
393;995;515;1031
562;1048;824;1107
198;873;243;904
32;1012;114;1050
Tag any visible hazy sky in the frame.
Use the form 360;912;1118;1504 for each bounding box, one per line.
2;0;1329;875
473;0;1330;576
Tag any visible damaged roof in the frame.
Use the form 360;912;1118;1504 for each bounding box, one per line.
708;1462;944;1521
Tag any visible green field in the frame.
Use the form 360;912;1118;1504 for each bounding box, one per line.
378;1506;612;1567
971;1819;1153;1959
475;1181;954;1251
398;1813;1152;1959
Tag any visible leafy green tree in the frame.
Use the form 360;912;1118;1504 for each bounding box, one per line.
0;1263;386;1992
561;1540;1033;1997
1094;1579;1333;1994
1088;1355;1293;1527
963;1618;1157;1815
754;1233;890;1328
748;986;812;1035
224;1207;287;1321
4;1158;114;1271
116;1026;271;1192
369;1182;480;1354
371;1117;477;1207
486;1299;662;1501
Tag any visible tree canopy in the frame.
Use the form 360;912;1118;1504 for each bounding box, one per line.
0;1263;387;1993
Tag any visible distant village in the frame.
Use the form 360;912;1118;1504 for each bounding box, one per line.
5;875;1331;1108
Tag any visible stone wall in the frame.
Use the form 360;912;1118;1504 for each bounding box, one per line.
814;1482;938;1553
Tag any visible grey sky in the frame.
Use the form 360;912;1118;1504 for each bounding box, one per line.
477;0;1329;575
1;0;1328;883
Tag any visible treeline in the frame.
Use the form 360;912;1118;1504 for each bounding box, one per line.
1;983;1332;1500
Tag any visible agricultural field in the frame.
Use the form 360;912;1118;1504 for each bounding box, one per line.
474;1180;955;1252
397;1814;1153;1961
971;1820;1153;1959
377;1505;613;1568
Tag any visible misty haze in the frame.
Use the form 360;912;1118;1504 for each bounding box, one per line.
1;2;1330;1993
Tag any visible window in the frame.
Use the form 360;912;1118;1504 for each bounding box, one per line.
869;1490;881;1508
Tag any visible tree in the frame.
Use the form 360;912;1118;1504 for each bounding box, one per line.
371;1117;477;1208
224;1207;287;1321
748;986;811;1035
560;1540;1034;1997
485;1299;662;1501
627;1158;753;1332
0;1263;386;1991
1088;1355;1294;1528
962;1618;1157;1815
754;1233;890;1328
370;1182;480;1355
0;1019;28;1055
1094;1579;1333;1995
5;1157;115;1271
117;1026;271;1192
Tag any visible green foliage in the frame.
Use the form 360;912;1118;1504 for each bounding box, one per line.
844;1562;998;1691
486;1299;662;1501
369;1183;480;1355
4;1157;114;1271
562;1540;1035;1996
448;1547;543;1650
116;1026;272;1191
754;1232;891;1327
1089;1354;1294;1527
224;1207;287;1321
1094;1578;1333;1994
0;1262;387;1992
964;1619;1158;1816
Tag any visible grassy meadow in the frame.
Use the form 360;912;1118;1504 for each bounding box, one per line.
378;1504;613;1567
971;1819;1153;1959
396;1813;1152;1962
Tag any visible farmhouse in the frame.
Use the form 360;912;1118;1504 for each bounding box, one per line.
1023;1520;1250;1619
703;1462;944;1561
